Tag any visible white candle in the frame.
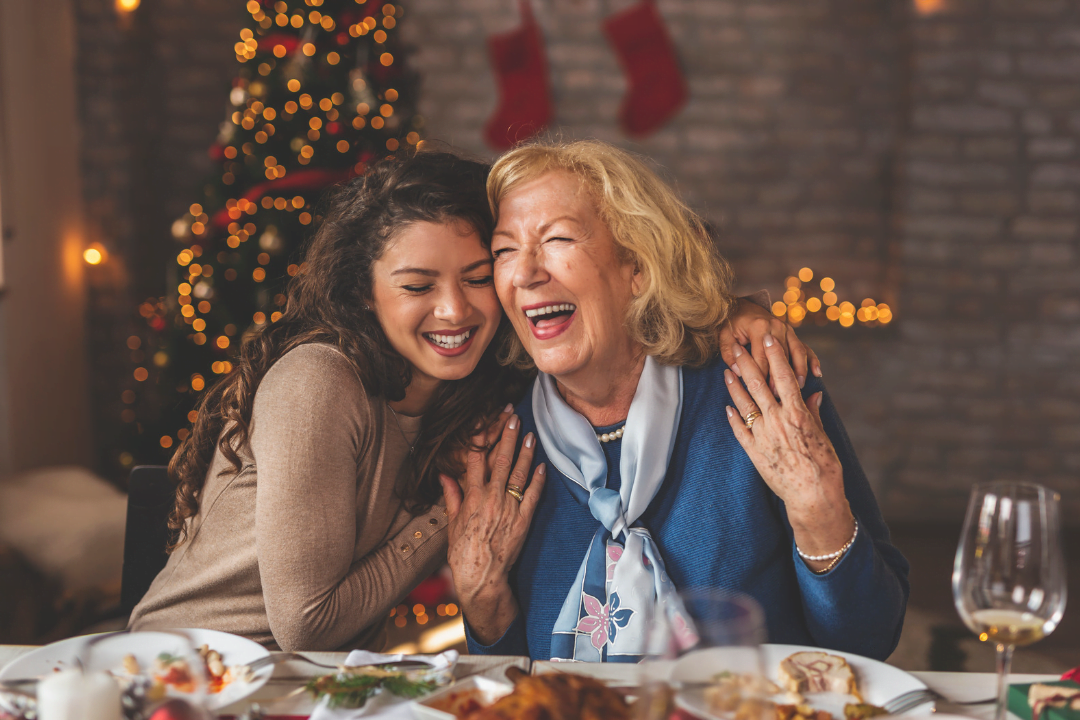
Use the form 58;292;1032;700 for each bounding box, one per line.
37;669;122;720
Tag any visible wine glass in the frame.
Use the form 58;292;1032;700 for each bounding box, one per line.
953;482;1067;720
638;589;768;720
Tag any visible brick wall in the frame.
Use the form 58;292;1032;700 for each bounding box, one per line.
72;0;1080;521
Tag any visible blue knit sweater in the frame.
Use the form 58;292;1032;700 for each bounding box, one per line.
466;356;909;661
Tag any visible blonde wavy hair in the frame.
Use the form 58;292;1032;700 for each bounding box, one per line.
488;139;736;368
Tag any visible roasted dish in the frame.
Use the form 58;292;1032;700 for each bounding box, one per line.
462;671;631;720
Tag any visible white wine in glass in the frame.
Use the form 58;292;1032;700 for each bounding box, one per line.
953;482;1067;720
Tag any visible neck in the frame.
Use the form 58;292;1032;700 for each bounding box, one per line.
555;348;646;426
391;372;440;416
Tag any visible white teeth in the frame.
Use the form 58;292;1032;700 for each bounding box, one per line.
425;328;472;349
525;303;577;318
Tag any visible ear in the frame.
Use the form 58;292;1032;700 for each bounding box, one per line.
630;262;645;296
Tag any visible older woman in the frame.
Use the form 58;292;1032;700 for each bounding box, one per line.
440;140;909;662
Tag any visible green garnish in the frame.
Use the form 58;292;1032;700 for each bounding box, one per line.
305;672;438;709
156;652;182;665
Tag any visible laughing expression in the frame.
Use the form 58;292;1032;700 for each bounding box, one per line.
370;220;502;387
491;171;642;383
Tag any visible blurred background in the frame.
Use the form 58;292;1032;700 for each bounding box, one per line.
0;0;1076;671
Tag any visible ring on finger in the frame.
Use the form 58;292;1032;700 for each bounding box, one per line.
506;485;524;502
744;410;763;430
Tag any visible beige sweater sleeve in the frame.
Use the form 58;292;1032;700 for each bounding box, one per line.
250;345;446;651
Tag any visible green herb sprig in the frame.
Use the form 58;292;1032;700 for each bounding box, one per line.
305;671;438;710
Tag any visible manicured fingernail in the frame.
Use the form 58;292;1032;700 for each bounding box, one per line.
814;364;823;378
731;362;742;378
798;375;805;389
764;334;775;348
816;394;823;408
733;344;744;357
508;415;519;430
726;406;734;418
524;433;535;448
538;463;546;476
504;403;514;413
725;370;734;385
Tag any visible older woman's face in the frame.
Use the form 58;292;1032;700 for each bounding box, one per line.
492;171;641;380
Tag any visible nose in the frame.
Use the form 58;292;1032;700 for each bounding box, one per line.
511;244;549;289
433;283;472;324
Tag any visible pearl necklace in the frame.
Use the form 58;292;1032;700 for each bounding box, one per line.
596;425;626;443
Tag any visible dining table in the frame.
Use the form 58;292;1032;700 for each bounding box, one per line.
0;643;1059;719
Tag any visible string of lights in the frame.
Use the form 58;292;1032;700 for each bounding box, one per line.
771;267;894;329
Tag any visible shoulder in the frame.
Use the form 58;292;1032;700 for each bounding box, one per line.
255;343;375;421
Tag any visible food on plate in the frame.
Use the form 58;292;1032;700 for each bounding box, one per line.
426;686;489;717
1029;683;1080;718
778;652;861;701
115;644;252;697
305;669;438;709
842;702;888;720
706;671;792;713
467;672;631;720
776;703;832;720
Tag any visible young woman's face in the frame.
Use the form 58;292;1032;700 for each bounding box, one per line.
370;220;502;386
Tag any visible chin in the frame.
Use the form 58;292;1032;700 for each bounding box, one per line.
530;348;586;379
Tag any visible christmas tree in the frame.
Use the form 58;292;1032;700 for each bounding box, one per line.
116;0;421;472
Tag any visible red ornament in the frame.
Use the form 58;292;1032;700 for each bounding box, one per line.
483;0;552;150
603;0;688;138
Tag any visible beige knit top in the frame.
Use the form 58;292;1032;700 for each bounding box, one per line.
128;343;449;651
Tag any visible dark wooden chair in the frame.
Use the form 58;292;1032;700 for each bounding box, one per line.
120;465;174;616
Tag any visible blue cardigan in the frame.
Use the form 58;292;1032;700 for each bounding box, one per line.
466;356;909;661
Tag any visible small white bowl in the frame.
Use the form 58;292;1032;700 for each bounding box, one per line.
410;676;514;720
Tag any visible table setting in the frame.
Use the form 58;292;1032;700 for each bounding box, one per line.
0;481;1073;720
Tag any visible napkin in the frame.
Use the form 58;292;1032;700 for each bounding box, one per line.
1064;666;1080;684
307;649;458;720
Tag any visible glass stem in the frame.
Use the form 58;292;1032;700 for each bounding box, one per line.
994;642;1015;720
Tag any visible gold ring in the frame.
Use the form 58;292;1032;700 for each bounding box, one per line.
744;410;763;430
506;486;524;502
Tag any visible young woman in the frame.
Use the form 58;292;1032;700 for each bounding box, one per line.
129;150;816;651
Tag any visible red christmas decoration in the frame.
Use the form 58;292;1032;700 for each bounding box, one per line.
483;0;553;150
603;0;688;138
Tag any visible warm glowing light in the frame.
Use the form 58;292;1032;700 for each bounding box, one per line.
115;0;140;12
784;276;801;289
83;246;105;265
154;351;168;367
302;43;316;56
914;0;945;14
188;410;199;423
134;367;149;382
806;297;822;313
371;116;384;129
407;131;420;145
192;319;206;332
258;252;270;265
287;79;301;92
193;333;207;345
412;604;425;616
446;603;459;616
839;301;855;315
198;301;211;314
826;306;841;321
292;196;305;208
823;291;838;306
191;375;206;391
127;336;142;350
840;315;855;327
337;140;350;153
160;435;173;449
771;301;787;317
820;277;835;292
253;312;267;324
798;267;813;282
783;289;801;305
788;305;806;322
380;52;393;66
861;297;876;308
270;311;283;322
253;268;266;282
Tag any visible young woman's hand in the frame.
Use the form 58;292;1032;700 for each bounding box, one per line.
719;297;822;390
439;413;546;644
723;337;854;572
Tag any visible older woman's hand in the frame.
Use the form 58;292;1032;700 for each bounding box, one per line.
723;335;855;572
439;414;546;645
719;297;822;391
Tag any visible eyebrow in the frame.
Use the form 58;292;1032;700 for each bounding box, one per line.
492;215;582;238
390;258;493;277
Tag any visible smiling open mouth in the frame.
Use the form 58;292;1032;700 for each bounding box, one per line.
525;303;577;329
423;328;473;349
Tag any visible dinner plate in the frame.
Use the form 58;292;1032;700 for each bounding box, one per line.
670;643;933;719
0;629;274;711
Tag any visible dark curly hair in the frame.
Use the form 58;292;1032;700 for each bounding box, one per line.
166;151;531;548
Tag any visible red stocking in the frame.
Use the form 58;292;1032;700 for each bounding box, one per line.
484;1;553;150
603;0;688;138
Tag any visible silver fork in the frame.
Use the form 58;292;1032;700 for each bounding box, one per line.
883;688;996;715
246;653;431;674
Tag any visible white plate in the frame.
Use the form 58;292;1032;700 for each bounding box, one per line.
670;643;933;719
410;676;514;720
0;629;274;711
